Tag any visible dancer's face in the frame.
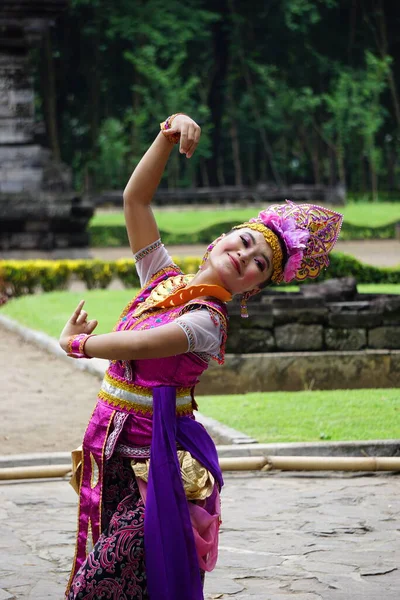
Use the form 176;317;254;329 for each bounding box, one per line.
208;228;274;294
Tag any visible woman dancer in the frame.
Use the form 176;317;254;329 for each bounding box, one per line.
61;113;343;599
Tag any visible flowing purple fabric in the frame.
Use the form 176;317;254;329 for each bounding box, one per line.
145;386;222;600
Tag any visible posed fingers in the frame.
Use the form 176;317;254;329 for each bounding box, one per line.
76;310;88;325
86;319;98;334
186;125;201;158
70;300;85;324
185;125;196;158
179;126;189;154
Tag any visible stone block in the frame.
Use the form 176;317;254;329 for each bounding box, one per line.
328;312;383;328
197;350;400;394
272;307;328;325
369;327;400;349
262;295;321;309
275;324;323;351
228;313;274;329
375;296;400;325
325;328;367;350
301;276;358;301
0;181;23;192
226;328;275;353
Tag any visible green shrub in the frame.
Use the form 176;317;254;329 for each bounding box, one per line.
89;220;399;247
114;259;140;288
72;260;116;290
0;253;399;299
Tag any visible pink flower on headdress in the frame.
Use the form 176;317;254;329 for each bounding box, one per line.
252;209;310;282
283;250;303;282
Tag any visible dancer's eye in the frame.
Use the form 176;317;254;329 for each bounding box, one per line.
240;235;249;248
255;259;266;272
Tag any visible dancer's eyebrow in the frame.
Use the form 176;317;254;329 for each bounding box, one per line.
248;232;271;270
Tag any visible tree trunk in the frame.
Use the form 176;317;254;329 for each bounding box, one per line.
329;146;336;186
206;0;229;186
228;95;243;186
336;132;346;187
247;144;255;186
368;139;378;201
89;22;101;151
371;0;400;128
200;158;210;187
227;0;282;186
217;154;226;186
311;129;321;185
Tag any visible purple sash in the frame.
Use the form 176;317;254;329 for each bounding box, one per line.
145;387;223;600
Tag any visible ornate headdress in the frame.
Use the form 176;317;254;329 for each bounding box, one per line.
234;200;343;284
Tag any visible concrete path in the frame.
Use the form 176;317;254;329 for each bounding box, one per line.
0;471;398;599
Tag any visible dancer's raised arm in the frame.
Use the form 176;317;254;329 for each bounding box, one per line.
123;114;201;254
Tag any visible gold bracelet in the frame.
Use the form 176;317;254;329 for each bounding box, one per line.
160;113;184;144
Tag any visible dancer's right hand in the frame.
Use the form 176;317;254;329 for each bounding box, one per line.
163;114;201;159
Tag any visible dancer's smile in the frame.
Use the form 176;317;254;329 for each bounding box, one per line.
228;253;241;274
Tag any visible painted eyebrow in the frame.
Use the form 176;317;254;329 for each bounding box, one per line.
247;232;271;270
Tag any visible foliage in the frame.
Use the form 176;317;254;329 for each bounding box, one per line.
36;0;400;196
88;118;130;189
0;254;399;300
88;220;399;248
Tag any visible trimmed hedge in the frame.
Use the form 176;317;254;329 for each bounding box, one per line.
0;253;399;298
89;220;399;247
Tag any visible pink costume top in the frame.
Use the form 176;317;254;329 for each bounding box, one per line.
67;254;229;600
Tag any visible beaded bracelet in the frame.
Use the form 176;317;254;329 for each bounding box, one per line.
160;113;183;144
67;333;95;359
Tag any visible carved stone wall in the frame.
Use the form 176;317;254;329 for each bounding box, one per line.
226;279;400;353
0;0;93;250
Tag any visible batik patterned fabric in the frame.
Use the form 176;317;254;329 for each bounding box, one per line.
67;456;148;599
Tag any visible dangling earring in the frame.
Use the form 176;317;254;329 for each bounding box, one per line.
241;292;250;318
199;234;225;270
240;288;259;318
199;243;215;270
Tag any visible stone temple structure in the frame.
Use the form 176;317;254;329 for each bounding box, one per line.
0;1;93;250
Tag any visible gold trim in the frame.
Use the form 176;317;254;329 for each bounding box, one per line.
66;403;97;595
115;265;183;327
98;410;115;536
120;305;180;332
104;371;191;398
98;389;193;416
90;452;99;489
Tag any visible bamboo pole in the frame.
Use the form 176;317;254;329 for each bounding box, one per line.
0;465;71;480
219;456;400;472
0;455;400;482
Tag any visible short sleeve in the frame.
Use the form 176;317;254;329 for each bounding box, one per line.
134;239;174;287
174;308;223;359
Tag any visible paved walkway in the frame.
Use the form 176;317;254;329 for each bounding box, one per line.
0;471;399;599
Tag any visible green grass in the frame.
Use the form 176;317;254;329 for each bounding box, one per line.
198;389;400;442
2;288;399;443
0;289;138;338
280;284;400;295
91;201;400;231
1;283;398;338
